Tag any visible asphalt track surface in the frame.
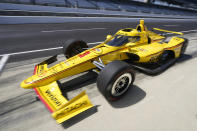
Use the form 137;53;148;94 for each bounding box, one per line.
1;18;197;62
0;18;197;131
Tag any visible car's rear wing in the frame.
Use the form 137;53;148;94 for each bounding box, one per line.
33;56;93;123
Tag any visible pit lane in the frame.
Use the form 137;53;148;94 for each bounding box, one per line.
0;19;197;131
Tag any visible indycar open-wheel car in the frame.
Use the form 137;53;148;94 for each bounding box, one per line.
21;20;188;124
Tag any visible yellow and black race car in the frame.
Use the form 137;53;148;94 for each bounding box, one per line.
21;20;188;123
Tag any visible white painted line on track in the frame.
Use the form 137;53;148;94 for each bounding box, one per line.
0;47;63;57
182;29;197;33
0;55;10;75
0;41;102;57
42;28;107;33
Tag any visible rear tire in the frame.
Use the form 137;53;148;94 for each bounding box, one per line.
63;39;88;58
97;60;135;101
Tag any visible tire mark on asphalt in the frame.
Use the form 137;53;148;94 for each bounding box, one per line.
0;92;37;116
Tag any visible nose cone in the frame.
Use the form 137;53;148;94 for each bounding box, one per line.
20;81;31;89
20;77;35;89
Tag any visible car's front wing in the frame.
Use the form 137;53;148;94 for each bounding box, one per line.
33;63;93;124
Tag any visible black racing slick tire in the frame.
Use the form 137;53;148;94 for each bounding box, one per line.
63;39;88;58
97;60;135;101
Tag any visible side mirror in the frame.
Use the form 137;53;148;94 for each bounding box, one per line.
106;35;112;39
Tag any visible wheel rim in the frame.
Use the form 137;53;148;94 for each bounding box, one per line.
111;73;132;96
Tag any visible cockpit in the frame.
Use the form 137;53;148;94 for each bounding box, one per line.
106;35;140;47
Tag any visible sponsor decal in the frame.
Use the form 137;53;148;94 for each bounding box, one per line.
56;101;88;118
45;89;61;106
64;101;87;113
79;51;90;58
37;65;47;77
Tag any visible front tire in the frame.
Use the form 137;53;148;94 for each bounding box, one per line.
97;61;135;101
